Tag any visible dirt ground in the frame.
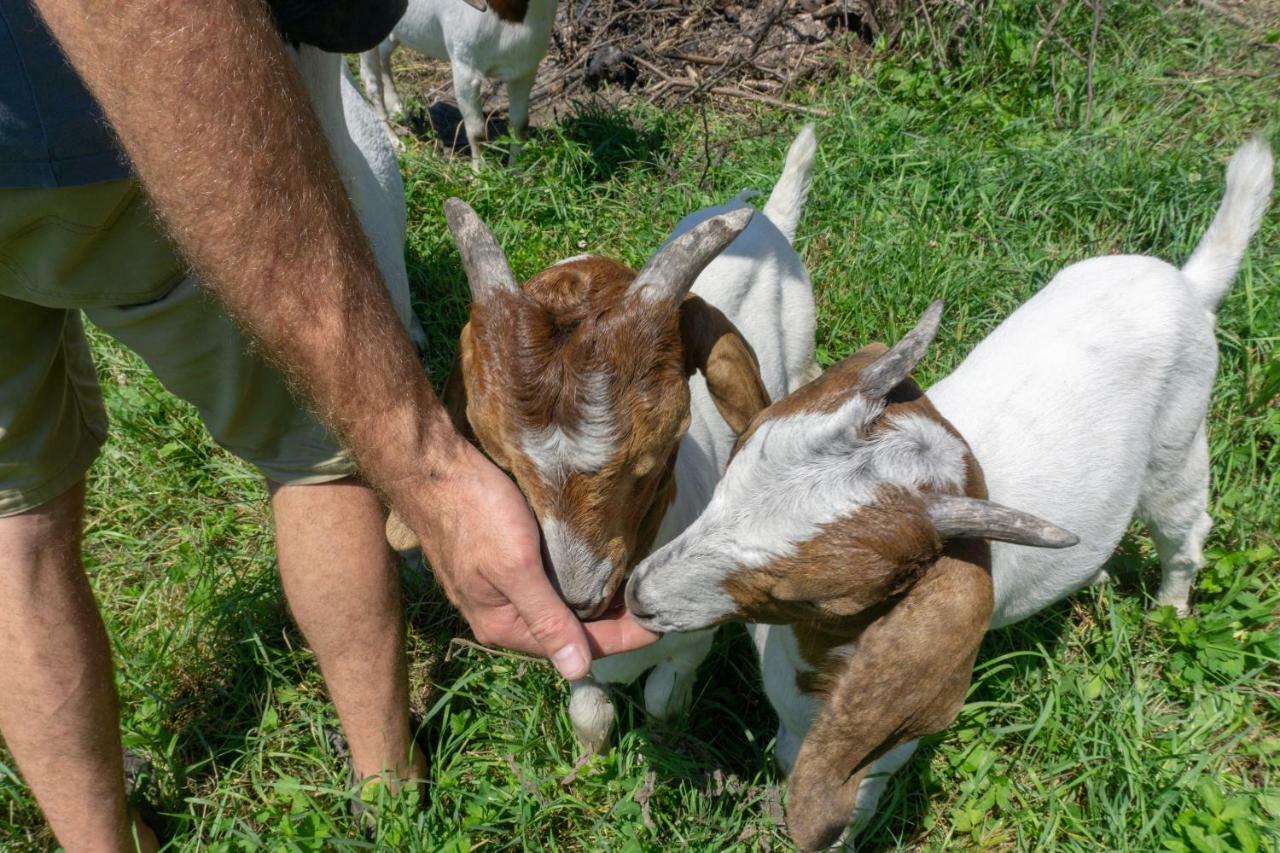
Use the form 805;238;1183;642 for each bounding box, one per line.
372;0;1280;152
379;0;879;148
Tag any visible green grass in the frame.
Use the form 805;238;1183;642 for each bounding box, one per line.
4;1;1279;849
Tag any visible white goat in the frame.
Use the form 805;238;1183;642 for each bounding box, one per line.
291;45;423;346
386;127;819;752
359;0;557;168
626;139;1274;849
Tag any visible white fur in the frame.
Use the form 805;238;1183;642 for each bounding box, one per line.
628;403;971;633
521;372;617;479
550;253;596;267
729;140;1272;842
541;516;615;611
359;0;557;169
569;126;819;750
291;46;423;346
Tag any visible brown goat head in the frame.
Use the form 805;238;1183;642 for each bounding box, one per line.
389;199;771;618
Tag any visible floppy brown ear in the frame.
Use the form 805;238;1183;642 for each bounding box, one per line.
786;541;993;851
679;295;771;435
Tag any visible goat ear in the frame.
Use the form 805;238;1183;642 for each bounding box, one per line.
629;209;753;303
787;547;992;851
679;295;771;435
444;198;519;302
926;495;1079;548
443;326;477;443
856;300;944;401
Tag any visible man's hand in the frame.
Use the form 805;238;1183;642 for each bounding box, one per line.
32;0;656;674
402;439;658;679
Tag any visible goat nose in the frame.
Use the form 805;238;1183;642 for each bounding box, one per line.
624;581;656;623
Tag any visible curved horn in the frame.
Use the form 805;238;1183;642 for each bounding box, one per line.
926;494;1079;548
444;198;518;301
857;300;944;400
629;208;754;302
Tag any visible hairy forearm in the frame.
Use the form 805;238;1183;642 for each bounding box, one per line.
35;0;460;503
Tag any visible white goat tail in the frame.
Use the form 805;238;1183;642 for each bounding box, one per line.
763;124;818;246
1182;137;1274;310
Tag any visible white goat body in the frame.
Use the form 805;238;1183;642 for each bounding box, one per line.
291;45;422;345
756;138;1274;839
359;0;556;168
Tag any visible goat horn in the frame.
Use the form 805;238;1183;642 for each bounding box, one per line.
444;198;518;301
857;300;944;400
629;208;754;303
926;494;1079;549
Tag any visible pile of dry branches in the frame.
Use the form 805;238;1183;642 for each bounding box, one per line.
535;0;886;117
389;0;985;127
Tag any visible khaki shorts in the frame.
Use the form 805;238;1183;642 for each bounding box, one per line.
0;179;355;517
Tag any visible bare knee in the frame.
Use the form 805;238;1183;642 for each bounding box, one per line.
0;481;86;577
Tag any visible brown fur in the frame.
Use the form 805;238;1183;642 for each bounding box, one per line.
487;0;530;23
712;342;996;850
788;539;992;851
383;255;768;596
455;256;768;611
680;295;772;434
722;486;943;629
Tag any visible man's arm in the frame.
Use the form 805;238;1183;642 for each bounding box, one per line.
34;0;655;672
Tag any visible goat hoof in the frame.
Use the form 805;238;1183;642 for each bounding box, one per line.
569;682;615;754
1152;592;1192;618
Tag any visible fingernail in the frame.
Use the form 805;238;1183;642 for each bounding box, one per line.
552;644;588;680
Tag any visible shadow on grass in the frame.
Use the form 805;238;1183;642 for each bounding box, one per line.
140;554;462;834
404;240;469;386
403;100;513;158
141;568;290;819
559;103;669;183
588;623;790;841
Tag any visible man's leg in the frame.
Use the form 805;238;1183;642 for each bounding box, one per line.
86;259;425;792
0;179;181;849
269;476;424;785
0;481;156;852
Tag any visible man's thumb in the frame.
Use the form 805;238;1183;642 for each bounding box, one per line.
512;582;593;680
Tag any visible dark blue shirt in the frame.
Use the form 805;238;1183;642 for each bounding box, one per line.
0;0;130;188
0;0;405;189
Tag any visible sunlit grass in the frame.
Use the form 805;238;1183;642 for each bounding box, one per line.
2;2;1277;849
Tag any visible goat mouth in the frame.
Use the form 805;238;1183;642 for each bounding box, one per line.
621;580;663;630
578;586;627;622
629;607;659;626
